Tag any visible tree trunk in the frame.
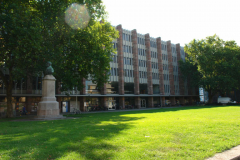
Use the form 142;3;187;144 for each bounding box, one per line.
6;83;13;118
207;89;215;104
208;94;213;104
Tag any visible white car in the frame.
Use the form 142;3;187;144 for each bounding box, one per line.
217;97;236;104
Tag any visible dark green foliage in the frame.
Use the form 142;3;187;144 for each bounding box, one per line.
0;0;118;117
180;35;240;103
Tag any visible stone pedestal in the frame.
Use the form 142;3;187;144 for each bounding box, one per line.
37;75;63;119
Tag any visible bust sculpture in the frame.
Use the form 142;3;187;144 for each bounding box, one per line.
45;61;54;75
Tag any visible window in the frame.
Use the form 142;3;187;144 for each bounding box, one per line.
111;68;113;76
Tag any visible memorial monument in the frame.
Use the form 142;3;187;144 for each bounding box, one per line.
36;62;63;119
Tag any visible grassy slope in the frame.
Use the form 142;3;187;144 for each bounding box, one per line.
0;105;240;160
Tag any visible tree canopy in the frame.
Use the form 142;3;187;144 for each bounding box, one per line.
180;35;240;103
0;0;118;117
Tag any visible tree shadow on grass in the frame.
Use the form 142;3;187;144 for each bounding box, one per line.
0;115;144;160
1;105;239;159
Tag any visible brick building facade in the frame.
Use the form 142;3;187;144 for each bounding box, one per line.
0;25;199;114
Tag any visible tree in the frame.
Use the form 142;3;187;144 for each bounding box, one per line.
0;0;118;117
180;35;240;103
0;1;45;118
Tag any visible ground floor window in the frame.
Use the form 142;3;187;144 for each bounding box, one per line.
107;97;116;110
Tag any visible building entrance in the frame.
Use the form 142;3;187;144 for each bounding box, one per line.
62;101;69;113
107;99;116;110
141;99;146;108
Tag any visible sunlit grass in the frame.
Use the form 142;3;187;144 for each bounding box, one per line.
0;105;240;160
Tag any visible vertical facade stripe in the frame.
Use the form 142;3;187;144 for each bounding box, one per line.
157;37;164;95
116;25;124;95
145;34;153;95
167;41;175;95
131;29;140;95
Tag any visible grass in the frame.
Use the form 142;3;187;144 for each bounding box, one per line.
0;105;240;160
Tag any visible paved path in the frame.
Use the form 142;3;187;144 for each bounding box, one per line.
206;145;240;160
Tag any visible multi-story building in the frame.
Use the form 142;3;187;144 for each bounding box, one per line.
0;25;199;115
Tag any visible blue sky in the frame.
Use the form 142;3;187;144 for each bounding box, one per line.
102;0;240;46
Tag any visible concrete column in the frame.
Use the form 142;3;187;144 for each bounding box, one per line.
167;41;175;95
157;37;164;95
100;97;108;109
176;44;185;95
26;97;31;113
131;29;140;95
170;97;176;106
135;97;141;109
179;97;185;105
119;97;125;109
161;97;165;107
117;25;124;95
145;34;153;95
148;97;154;108
80;97;86;112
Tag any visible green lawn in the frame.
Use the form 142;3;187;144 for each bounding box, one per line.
0;105;240;160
